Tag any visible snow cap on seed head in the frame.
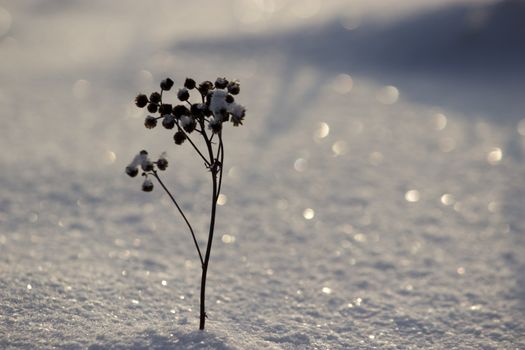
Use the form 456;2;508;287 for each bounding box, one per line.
142;178;154;192
156;152;168;170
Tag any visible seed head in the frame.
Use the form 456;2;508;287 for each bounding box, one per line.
173;130;187;145
159;103;172;115
125;165;139;177
144;115;157;129
184;78;196;90
198;81;213;96
149;92;161;104
141;160;154;172
173;105;190;118
157;157;168;171
215;77;228;89
181;115;197;133
160;78;174;91
209;118;223;134
135;94;148;108
227;81;240;95
142;178;154;192
177;88;190;101
191;103;205;119
229;103;246;126
147;103;158;113
162;114;176;129
225;94;234;104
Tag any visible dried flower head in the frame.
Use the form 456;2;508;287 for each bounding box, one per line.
184;78;196;90
125;165;139;177
135;94;148;108
160;78;174;91
147;103;158;113
144;115;157;129
198;81;213;96
229;103;246;126
159;103;173;115
227;81;240;95
162;114;176;129
208;117;223;134
215;77;228;89
177;88;190;101
142;178;154;192
181;115;197;133
191;103;205;119
174;105;190;119
157;157;168;171
149;92;162;104
173;130;187;145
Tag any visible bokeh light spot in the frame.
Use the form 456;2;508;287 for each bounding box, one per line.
303;208;315;220
405;190;420;202
487;147;502;165
217;194;228;206
376;85;399;105
433;113;448;131
332;140;347;156
294;158;308;172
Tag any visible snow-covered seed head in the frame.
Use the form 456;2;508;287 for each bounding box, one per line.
157;157;168;171
159;103;172;115
135;94;148;108
181;115;197;133
125;165;139;177
138;151;154;171
147;103;158;113
162;114;176;129
209;118;223;134
149;92;161;104
142;178;154;192
198;81;213;96
144;115;157;129
209;89;228;118
141;160;154;172
160;78;174;91
229;103;246;126
174;130;187;145
173;105;190;119
184;78;196;90
177;88;190;101
227;81;240;95
215;77;228;89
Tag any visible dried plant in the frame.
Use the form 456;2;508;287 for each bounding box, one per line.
126;76;246;330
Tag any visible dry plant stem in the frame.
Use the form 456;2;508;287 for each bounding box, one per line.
198;128;224;330
152;171;204;266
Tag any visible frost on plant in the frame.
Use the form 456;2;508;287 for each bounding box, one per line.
126;76;246;330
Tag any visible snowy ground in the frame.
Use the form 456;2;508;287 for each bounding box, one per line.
1;1;525;349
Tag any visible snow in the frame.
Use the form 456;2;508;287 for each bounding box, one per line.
1;0;525;349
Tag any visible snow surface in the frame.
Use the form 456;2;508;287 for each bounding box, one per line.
1;0;525;349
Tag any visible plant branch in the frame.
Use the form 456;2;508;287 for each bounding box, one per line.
151;171;204;266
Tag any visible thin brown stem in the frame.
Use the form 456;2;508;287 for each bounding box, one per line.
151;171;204;266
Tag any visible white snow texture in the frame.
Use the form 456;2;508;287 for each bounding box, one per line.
1;0;525;349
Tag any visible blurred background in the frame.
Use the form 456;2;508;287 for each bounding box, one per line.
1;0;524;348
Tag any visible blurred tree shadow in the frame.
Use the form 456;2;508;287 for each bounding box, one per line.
175;0;525;127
